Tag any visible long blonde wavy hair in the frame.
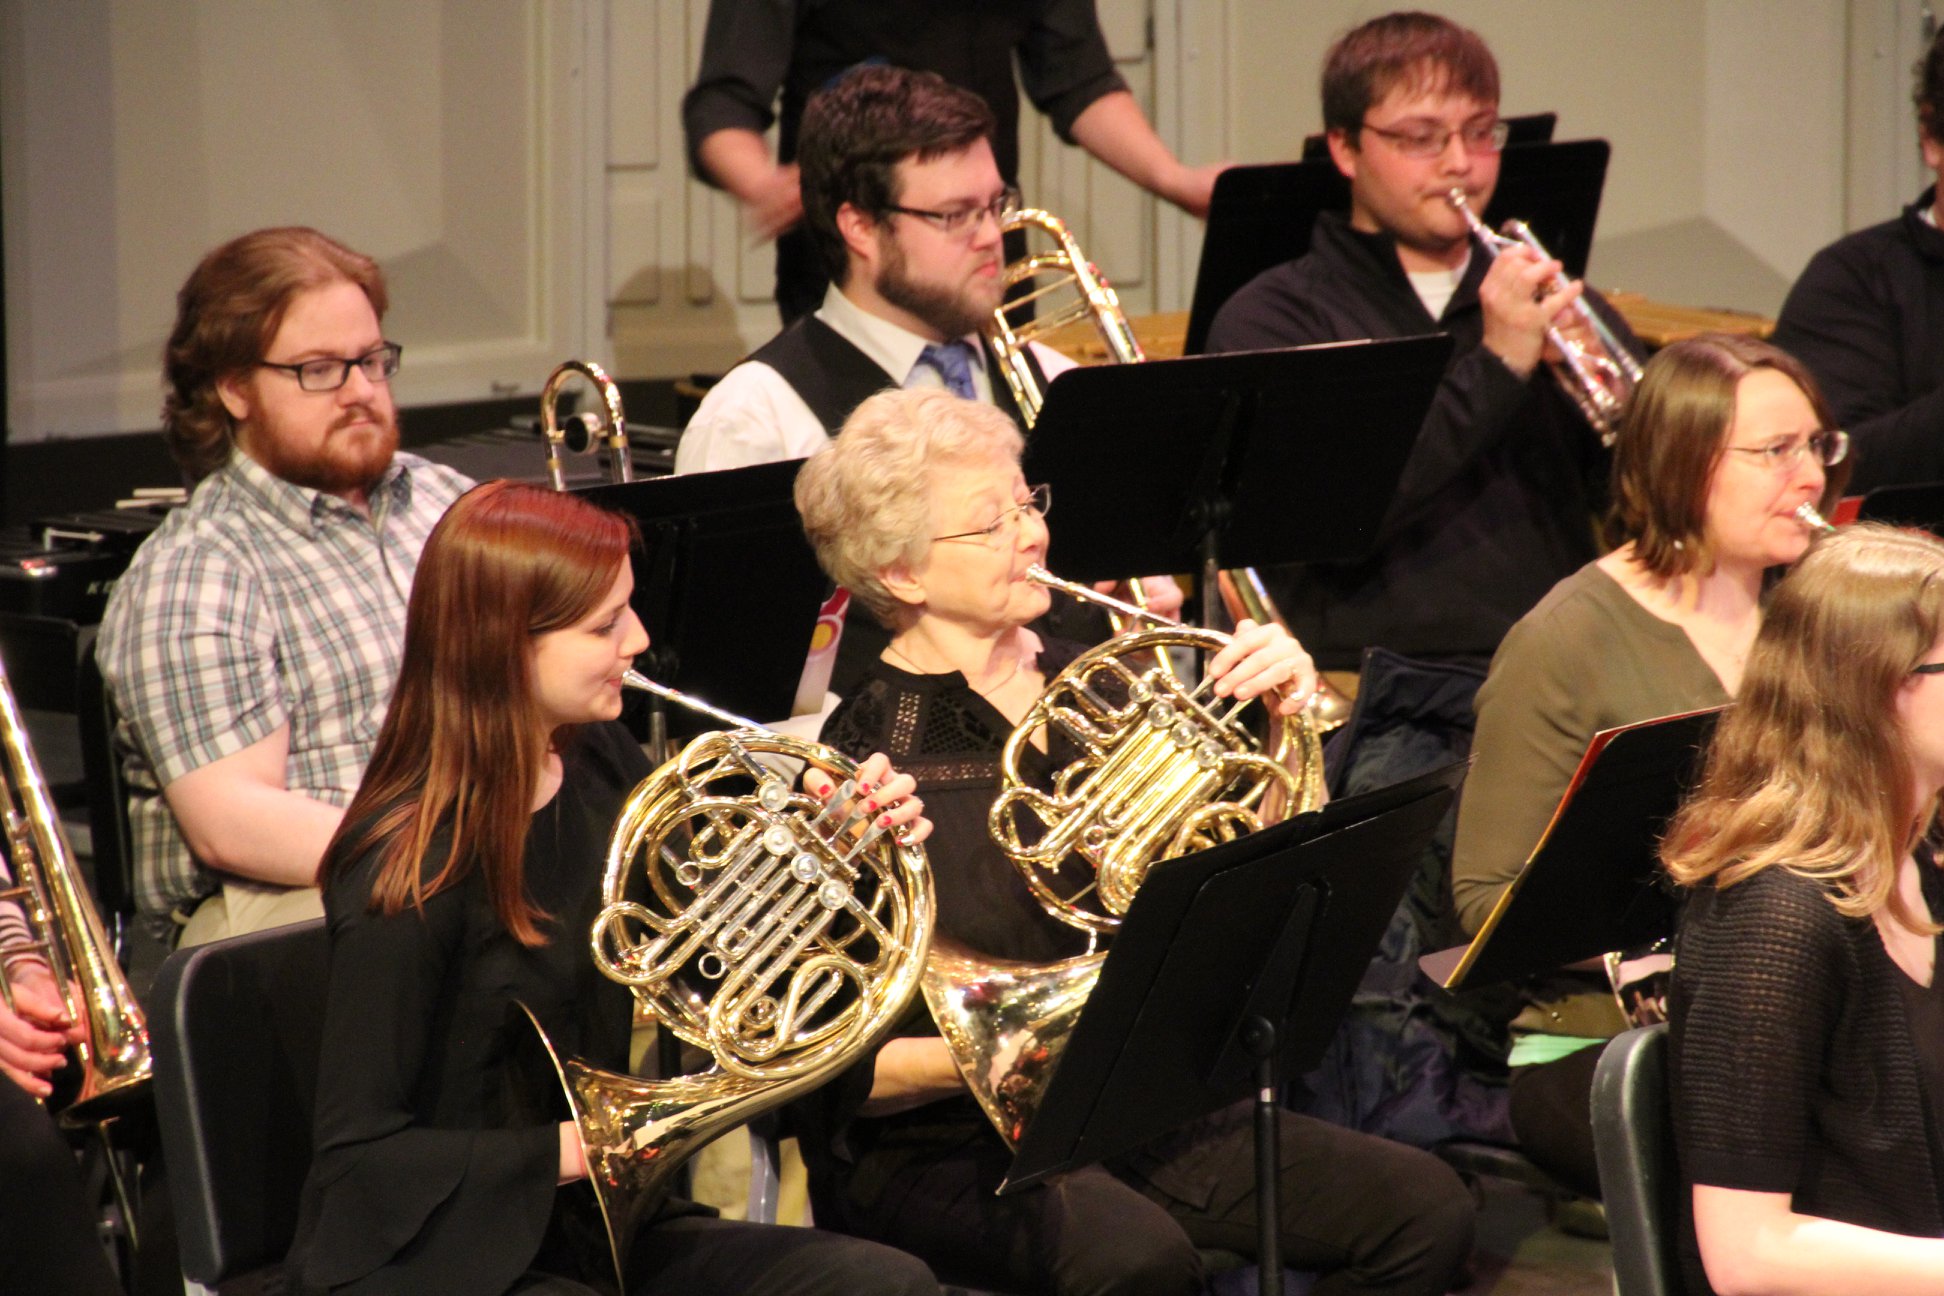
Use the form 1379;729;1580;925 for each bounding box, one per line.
1662;524;1944;934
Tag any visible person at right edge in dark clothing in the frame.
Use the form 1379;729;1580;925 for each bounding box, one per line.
1205;11;1640;673
1769;26;1944;494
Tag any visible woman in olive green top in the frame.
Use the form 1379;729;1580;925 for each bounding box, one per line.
1450;334;1849;1198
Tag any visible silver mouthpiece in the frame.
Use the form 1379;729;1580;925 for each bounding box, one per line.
1794;503;1837;535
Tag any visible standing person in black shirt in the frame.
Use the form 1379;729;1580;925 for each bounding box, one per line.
285;480;938;1296
1206;12;1637;671
1661;523;1944;1296
682;0;1224;321
1770;27;1944;492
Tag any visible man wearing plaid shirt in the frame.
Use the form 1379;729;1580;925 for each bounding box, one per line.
97;228;471;947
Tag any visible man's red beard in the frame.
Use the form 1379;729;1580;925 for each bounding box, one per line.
244;404;400;495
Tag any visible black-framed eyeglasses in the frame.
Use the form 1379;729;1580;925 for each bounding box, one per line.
1359;117;1510;159
932;483;1051;545
883;187;1021;238
1722;429;1850;472
259;342;403;393
1913;662;1944;676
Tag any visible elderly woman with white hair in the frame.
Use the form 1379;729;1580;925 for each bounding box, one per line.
788;386;1477;1296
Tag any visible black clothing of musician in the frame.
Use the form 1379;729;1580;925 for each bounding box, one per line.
1670;857;1944;1296
1206;210;1634;671
286;721;939;1296
0;1078;123;1296
1770;187;1944;493
793;647;1477;1296
681;0;1126;322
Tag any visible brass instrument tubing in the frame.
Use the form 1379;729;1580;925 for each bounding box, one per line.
622;669;764;733
1023;565;1173;629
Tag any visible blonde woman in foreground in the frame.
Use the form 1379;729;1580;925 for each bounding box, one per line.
1663;523;1944;1296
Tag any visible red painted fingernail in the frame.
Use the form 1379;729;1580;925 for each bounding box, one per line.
866;800;879;813
880;815;893;828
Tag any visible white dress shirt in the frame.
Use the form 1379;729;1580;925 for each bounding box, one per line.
674;287;1073;474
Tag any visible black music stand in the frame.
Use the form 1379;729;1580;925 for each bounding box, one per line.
1855;481;1944;537
1001;762;1466;1296
1419;707;1723;993
1183;138;1612;356
581;459;828;749
1025;337;1451;625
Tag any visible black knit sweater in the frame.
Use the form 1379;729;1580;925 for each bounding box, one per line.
1669;860;1944;1294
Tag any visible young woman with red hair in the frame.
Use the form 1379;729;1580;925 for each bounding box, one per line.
284;480;938;1296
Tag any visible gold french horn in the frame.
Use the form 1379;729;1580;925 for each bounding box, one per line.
919;569;1325;1150
523;673;932;1292
987;566;1324;938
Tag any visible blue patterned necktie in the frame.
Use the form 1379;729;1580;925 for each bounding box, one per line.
915;341;978;399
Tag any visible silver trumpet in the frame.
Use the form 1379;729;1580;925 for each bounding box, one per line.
1447;188;1643;446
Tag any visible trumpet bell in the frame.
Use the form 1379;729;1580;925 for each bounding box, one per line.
918;939;1104;1149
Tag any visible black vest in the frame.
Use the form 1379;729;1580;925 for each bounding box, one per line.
744;315;1035;435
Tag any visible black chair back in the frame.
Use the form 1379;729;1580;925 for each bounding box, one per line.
149;919;328;1286
1591;1023;1684;1296
74;641;136;927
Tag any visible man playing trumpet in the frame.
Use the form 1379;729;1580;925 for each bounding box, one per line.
1207;12;1638;672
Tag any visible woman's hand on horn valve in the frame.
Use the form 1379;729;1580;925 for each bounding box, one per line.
802;753;933;846
1207;620;1318;716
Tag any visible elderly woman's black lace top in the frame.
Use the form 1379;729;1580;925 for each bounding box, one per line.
819;641;1097;966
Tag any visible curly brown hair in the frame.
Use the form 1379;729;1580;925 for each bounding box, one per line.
162;227;387;481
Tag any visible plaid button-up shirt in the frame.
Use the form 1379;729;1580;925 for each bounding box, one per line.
97;450;471;940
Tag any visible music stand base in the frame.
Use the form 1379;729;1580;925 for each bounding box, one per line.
1241;1014;1282;1296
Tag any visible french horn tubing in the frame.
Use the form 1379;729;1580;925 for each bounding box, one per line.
522;673;934;1291
1446;188;1643;446
990;566;1324;935
919;567;1324;1150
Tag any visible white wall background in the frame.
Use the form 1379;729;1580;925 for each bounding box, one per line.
3;0;1934;444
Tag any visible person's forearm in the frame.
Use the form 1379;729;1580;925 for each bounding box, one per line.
166;784;344;888
1068;91;1214;214
860;1037;964;1116
697;128;784;202
1697;1193;1944;1295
